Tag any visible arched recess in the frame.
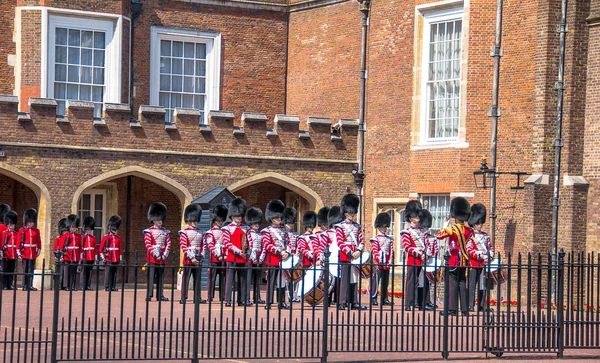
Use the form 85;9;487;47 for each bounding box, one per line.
228;172;324;211
71;166;194;214
0;162;52;267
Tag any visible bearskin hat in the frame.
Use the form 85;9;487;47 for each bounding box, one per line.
24;208;37;224
0;204;11;223
4;211;17;225
302;211;317;230
58;218;68;234
107;215;122;230
328;206;344;228
404;200;422;222
265;200;285;222
419;209;433;229
148;202;167;223
245;207;263;226
83;216;95;231
317;207;330;227
184;203;202;223
66;214;80;229
450;197;471;222
374;212;391;229
228;198;247;218
211;204;228;224
341;194;360;215
468;203;487;226
282;207;297;226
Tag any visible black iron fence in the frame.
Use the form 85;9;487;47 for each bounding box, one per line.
1;250;599;362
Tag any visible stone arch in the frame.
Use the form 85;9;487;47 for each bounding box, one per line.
71;166;194;214
228;172;324;211
0;162;52;265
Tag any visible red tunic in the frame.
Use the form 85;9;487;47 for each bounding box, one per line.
17;227;41;260
436;224;473;267
0;224;7;236
371;233;394;270
1;229;18;259
59;232;83;263
205;226;224;263
144;226;171;265
466;230;494;267
401;226;425;267
81;234;97;261
179;227;204;266
334;220;365;263
246;228;262;264
222;222;248;264
100;233;122;263
262;225;288;267
297;232;319;267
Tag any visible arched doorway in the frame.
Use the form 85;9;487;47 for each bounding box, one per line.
0;163;52;266
230;173;324;230
73;167;192;284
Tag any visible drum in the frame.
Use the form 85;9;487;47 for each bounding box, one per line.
487;258;508;285
281;255;304;282
300;266;334;306
351;251;374;279
425;258;444;283
328;251;340;278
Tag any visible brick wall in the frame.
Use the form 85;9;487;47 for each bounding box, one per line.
0;0;17;95
0;174;39;224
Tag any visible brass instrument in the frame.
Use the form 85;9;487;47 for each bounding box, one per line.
241;233;248;256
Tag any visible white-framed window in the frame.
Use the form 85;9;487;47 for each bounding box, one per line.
78;190;107;246
150;27;221;124
377;206;407;265
420;8;463;143
47;15;121;118
420;194;451;229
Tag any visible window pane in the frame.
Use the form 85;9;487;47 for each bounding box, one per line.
81;48;92;66
184;42;195;58
81;67;92;84
93;50;105;67
81;194;91;210
194;95;204;110
56;46;67;63
196;60;206;77
55;64;67;82
67;47;80;64
67;84;78;99
92;86;103;102
184;60;194;76
172;75;182;92
196;44;206;59
93;68;104;85
195;77;205;94
171;94;181;108
68;29;80;46
160;57;171;73
94;32;105;49
161;40;171;56
159;92;170;108
172;59;182;75
57;101;66;117
54;83;66;99
68;66;79;82
160;75;171;91
172;41;183;57
56;28;68;45
183;76;194;93
82;31;94;48
80;85;91;101
182;94;194;108
95;194;103;210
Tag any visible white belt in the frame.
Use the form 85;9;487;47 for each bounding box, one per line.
5;245;15;248
107;247;119;251
23;244;36;247
66;246;79;250
83;247;95;251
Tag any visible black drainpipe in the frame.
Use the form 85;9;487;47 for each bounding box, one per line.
130;0;144;123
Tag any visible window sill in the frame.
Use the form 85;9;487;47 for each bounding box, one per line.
411;141;469;151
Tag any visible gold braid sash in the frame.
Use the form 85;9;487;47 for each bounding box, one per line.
452;224;470;266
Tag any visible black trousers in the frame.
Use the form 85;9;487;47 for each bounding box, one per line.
226;262;247;304
266;267;285;306
468;267;486;310
208;262;226;301
80;260;95;290
147;264;166;299
448;267;468;312
405;265;430;307
66;262;79;290
339;263;356;305
378;269;391;303
2;259;16;288
246;264;262;302
105;263;119;291
22;259;35;289
181;264;201;301
329;277;340;303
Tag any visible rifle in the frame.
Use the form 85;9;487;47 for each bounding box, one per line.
1;233;7;260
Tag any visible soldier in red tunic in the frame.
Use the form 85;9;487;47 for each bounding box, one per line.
100;216;122;292
335;194;366;311
80;217;97;291
436;197;472;316
314;207;329;264
401;200;426;310
144;203;171;302
52;218;68;290
245;207;265;305
17;209;42;291
282;207;300;303
1;210;18;289
466;203;494;312
321;206;343;305
59;214;82;291
223;198;249;307
298;211;319;268
262;200;290;310
206;205;228;302
179;204;206;304
420;208;439;310
371;212;394;306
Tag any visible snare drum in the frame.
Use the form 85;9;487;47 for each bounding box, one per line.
425;258;444;283
300;266;334;306
351;251;374;279
328;251;340;278
281;255;304;282
487;258;508;285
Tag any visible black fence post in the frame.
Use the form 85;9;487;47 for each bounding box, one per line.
442;251;450;360
321;248;330;363
192;264;201;363
557;249;565;358
50;263;62;363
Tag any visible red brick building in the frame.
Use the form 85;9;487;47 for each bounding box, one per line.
0;0;597;269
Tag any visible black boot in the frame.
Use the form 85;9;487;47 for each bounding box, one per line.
277;288;290;310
